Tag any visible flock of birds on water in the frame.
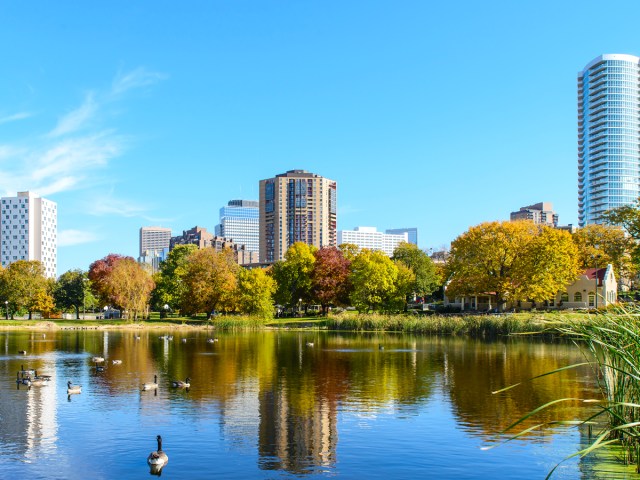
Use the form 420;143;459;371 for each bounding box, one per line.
12;333;231;475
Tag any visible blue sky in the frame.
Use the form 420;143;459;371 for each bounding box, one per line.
1;1;640;275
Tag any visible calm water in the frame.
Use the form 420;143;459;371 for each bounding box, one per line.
0;330;604;479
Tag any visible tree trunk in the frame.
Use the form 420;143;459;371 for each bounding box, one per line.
75;305;80;320
28;310;32;320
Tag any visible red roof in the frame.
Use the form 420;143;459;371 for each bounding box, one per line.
583;267;606;284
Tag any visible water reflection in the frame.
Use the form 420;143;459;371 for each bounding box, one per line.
0;330;598;479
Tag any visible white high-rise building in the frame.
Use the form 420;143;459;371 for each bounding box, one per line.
1;191;57;278
139;226;172;257
338;226;408;257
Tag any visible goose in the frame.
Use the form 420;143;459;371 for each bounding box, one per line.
181;338;187;343
20;365;35;377
16;372;23;384
305;341;314;347
34;370;52;381
167;336;174;341
142;375;159;391
112;359;122;365
378;344;384;351
147;435;169;467
67;381;82;394
171;377;190;388
206;338;218;344
18;350;27;355
23;376;47;387
92;356;104;363
95;362;105;372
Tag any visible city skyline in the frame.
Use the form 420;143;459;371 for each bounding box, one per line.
2;2;640;274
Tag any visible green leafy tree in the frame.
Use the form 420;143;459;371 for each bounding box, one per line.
271;242;317;307
602;197;640;240
349;249;399;312
446;221;580;310
392;242;439;299
236;268;275;319
54;269;94;319
387;262;416;311
311;247;352;314
0;260;51;319
150;244;197;314
181;248;239;316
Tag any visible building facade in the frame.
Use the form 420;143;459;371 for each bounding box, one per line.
259;170;337;263
139;226;172;257
170;226;258;265
338;227;408;257
215;200;259;253
0;191;57;278
578;54;640;226
385;227;417;245
510;202;559;227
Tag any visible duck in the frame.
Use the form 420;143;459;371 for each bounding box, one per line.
147;435;169;467
142;375;159;391
171;377;190;388
112;359;122;365
67;381;82;394
92;356;105;363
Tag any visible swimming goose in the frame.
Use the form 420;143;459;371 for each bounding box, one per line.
112;359;122;365
206;338;218;344
23;376;47;387
171;377;190;388
142;375;159;391
18;350;27;355
95;362;105;372
92;356;104;363
305;341;314;347
34;370;52;381
147;435;169;467
181;338;187;343
67;381;82;394
20;365;35;377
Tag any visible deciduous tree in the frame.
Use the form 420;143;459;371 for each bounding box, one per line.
392;242;439;298
181;248;239;316
54;269;93;319
311;247;352;314
0;260;50;319
349;249;399;312
236;268;275;319
150;244;197;313
271;242;317;307
88;254;132;307
102;258;155;321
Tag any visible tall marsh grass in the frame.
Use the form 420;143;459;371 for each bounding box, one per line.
326;312;552;337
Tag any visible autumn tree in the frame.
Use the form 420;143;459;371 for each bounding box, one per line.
271;242;317;307
236;268;275;319
54;269;94;319
387;262;416;311
349;249;399;312
88;254;132;307
446;221;580;311
392;242;439;298
311;247;352;314
0;260;52;319
150;244;197;314
572;224;636;285
102;257;155;321
602;197;640;240
181;248;239;316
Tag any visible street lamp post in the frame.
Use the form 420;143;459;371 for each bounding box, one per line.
163;304;169;319
4;300;8;320
103;305;108;320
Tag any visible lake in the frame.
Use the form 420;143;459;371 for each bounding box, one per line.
0;329;609;479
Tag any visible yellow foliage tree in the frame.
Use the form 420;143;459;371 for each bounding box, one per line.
446;221;580;310
103;258;155;321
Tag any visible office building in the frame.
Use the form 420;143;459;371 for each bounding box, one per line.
510;202;559;227
259;170;337;263
338;227;408;257
578;54;640;226
385;227;417;245
215;200;259;253
0;191;57;278
139;226;172;257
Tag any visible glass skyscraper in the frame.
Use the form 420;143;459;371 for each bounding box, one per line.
578;54;640;226
215;200;259;253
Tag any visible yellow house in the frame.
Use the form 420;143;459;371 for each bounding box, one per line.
444;264;617;311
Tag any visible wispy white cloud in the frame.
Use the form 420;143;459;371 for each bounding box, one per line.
111;67;167;96
337;205;362;216
48;92;97;138
0;112;32;125
58;229;100;247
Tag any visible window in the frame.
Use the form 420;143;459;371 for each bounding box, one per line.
561;292;569;302
588;293;595;307
574;292;583;302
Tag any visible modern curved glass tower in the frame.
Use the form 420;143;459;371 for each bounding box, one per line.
578;54;640;226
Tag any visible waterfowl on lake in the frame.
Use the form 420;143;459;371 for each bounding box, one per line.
92;356;105;363
305;342;314;347
34;370;52;381
95;362;105;372
23;376;47;387
206;338;218;344
67;381;82;394
18;350;27;355
147;435;168;467
20;365;35;377
112;359;122;365
171;377;190;388
181;338;187;343
379;344;384;350
142;375;159;391
167;336;174;341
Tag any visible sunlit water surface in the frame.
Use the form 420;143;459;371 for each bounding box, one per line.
0;330;604;479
